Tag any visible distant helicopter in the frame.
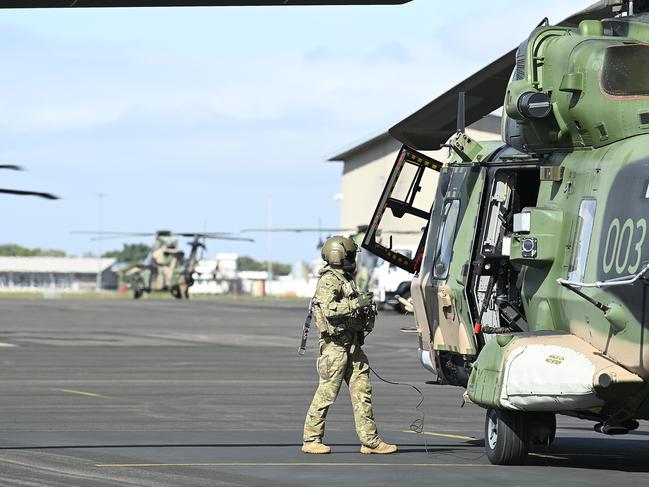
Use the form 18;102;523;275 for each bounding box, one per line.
363;0;649;465
74;230;253;299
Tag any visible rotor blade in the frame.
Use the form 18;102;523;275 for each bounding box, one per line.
71;231;155;236
0;1;410;8
0;188;59;199
0;165;23;171
88;235;154;241
207;235;255;242
175;232;233;237
242;227;357;233
242;227;421;234
388;0;622;150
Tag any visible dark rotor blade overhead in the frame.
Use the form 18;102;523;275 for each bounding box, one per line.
0;188;59;199
389;0;623;150
0;1;410;7
0;165;23;171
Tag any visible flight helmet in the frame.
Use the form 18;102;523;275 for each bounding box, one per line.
321;235;358;267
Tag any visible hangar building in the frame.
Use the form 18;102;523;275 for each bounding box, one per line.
329;114;502;247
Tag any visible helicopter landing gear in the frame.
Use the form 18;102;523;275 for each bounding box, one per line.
529;412;556;446
170;285;182;299
133;286;145;299
484;408;529;465
394;283;411;314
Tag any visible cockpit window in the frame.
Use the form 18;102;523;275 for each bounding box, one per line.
433;199;460;279
568;198;596;283
601;44;649;97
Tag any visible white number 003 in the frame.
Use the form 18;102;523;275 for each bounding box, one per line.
603;218;647;274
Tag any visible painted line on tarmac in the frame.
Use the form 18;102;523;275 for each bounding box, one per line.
528;453;567;460
49;388;116;400
401;430;479;441
95;462;489;468
0;342;17;348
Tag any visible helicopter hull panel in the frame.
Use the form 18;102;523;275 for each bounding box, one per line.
468;332;644;413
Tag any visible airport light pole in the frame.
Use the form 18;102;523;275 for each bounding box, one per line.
266;195;273;296
96;193;105;292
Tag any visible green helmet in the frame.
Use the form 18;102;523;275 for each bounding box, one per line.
321;235;357;266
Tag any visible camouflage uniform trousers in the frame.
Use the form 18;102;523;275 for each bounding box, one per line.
303;335;380;448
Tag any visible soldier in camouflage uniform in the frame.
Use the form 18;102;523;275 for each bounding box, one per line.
302;236;397;455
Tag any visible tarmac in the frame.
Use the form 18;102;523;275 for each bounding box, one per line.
0;298;649;486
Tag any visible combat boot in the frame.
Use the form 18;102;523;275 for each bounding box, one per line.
360;441;397;454
301;442;331;454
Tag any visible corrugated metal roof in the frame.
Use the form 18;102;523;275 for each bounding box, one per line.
328;114;501;162
0;257;116;273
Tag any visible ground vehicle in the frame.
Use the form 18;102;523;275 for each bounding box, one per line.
363;0;649;465
368;245;415;312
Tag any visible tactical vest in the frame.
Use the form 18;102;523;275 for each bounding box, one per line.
313;268;364;337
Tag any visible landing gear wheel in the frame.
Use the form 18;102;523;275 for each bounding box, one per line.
170;286;182;299
133;287;144;300
484;408;529;465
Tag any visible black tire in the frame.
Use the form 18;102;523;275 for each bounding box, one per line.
133;288;143;300
484;408;529;465
170;286;182;299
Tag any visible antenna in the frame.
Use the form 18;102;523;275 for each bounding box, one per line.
457;91;466;134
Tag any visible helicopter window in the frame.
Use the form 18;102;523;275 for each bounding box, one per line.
601;44;649;97
433;199;460;279
362;145;442;274
568;198;597;283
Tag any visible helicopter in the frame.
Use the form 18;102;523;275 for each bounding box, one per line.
361;0;649;466
74;230;253;299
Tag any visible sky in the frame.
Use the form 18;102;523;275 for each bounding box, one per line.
0;0;584;264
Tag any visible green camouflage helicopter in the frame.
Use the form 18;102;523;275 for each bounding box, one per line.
75;230;253;299
362;0;649;465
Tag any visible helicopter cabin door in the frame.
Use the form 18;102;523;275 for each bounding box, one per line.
362;145;442;274
420;163;487;384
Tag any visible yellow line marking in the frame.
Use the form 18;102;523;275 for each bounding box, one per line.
402;430;479;441
49;388;115;400
96;462;488;468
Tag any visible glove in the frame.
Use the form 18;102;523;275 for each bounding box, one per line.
356;291;374;308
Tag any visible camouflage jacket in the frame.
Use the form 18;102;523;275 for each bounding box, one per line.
313;266;364;336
